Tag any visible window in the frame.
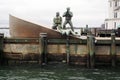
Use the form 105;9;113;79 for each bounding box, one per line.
114;22;116;29
114;12;117;18
106;23;108;29
110;1;112;7
115;1;118;7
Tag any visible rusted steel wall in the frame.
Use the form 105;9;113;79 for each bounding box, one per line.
116;46;120;56
4;44;40;54
2;36;120;67
47;45;66;54
4;44;40;60
3;44;88;60
95;46;110;55
47;44;87;55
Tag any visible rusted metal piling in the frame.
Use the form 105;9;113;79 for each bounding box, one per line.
111;32;116;67
87;36;90;68
87;35;95;68
0;34;4;65
40;33;48;65
66;36;70;64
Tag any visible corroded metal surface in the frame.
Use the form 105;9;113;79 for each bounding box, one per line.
4;44;40;54
47;45;66;54
3;44;88;60
95;46;110;55
4;44;41;60
116;46;120;56
70;45;87;55
3;38;120;66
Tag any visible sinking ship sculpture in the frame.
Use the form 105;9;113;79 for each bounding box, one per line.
10;15;64;38
10;7;77;38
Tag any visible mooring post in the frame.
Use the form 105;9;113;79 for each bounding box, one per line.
0;34;4;65
39;33;47;65
87;35;90;68
87;34;95;68
89;35;95;68
66;36;70;65
111;32;116;67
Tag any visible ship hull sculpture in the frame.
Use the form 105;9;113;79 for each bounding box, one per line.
9;15;75;38
10;15;64;38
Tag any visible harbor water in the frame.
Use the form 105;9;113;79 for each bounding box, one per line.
0;64;120;80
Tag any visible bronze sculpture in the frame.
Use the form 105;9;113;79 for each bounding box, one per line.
63;7;74;31
52;12;62;30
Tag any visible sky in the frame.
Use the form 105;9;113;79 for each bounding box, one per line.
0;0;108;28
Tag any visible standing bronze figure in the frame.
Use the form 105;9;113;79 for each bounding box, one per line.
52;12;62;30
63;7;74;31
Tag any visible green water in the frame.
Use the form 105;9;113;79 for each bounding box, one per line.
0;64;120;80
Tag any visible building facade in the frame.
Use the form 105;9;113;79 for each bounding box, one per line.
105;0;120;29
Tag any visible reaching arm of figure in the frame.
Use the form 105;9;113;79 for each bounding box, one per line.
70;12;73;17
60;17;62;24
63;12;66;17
